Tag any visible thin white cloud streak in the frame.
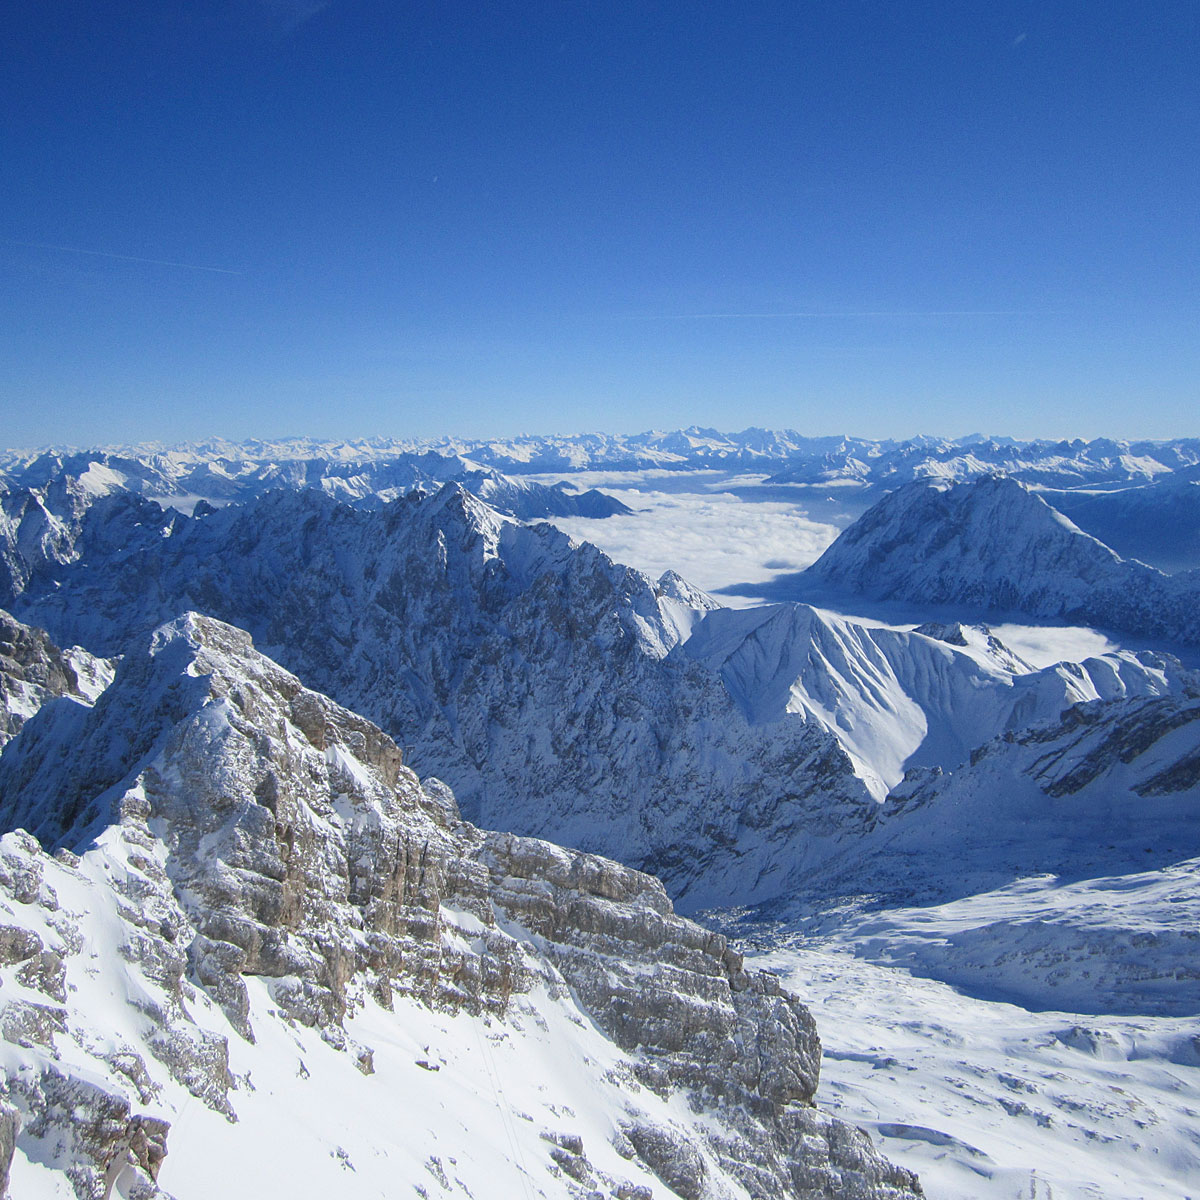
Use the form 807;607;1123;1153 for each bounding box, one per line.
6;240;243;275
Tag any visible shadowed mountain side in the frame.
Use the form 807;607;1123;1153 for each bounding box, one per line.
1044;474;1200;574
0;612;922;1200
2;485;886;911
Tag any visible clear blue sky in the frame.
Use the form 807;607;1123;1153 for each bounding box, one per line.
2;1;1197;448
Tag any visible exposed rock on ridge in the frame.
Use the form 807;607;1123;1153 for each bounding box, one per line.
4;485;884;910
0;613;921;1200
6;483;1196;912
0;609;110;750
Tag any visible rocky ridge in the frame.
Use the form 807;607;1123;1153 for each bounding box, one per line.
0;610;110;750
0;613;921;1200
0;485;885;910
5;484;1196;911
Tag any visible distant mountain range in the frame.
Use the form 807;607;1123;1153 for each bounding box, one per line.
0;445;631;522
5;428;1200;489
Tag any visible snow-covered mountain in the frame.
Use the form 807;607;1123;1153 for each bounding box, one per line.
405;430;1200;488
764;434;1200;491
0;485;883;910
1045;470;1200;573
0;612;921;1200
790;683;1200;911
4;479;1195;917
7;430;1199;490
0;611;110;749
5;428;1200;1199
804;475;1200;646
0;446;631;523
682;607;1193;799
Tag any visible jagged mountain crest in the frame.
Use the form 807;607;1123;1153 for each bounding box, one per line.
0;443;632;523
5;479;1198;910
0;612;922;1199
682;601;1195;799
0;484;882;907
6;429;1200;491
0;609;110;750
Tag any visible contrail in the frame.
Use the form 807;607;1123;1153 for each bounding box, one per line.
6;239;243;275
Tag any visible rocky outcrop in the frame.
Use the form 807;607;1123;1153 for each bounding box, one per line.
0;609;110;749
0;613;921;1199
0;1101;18;1199
4;485;885;910
7;482;1197;912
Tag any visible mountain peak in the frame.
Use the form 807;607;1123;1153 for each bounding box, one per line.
803;475;1200;643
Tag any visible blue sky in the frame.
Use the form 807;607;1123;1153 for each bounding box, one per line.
2;1;1197;447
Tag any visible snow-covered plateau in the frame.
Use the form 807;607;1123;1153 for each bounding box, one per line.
1;430;1198;1200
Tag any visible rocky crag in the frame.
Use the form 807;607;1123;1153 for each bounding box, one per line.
0;486;885;910
0;613;921;1200
0;609;110;750
4;485;1194;912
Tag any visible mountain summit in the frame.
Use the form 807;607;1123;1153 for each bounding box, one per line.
805;475;1200;645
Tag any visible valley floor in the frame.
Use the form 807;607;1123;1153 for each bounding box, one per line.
745;933;1200;1200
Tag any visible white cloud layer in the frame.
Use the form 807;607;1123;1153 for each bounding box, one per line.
535;472;843;606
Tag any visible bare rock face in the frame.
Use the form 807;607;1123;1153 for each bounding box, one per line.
0;608;109;749
0;613;921;1200
0;1101;18;1199
4;485;883;911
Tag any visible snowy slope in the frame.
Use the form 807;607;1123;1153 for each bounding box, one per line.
0;613;919;1200
804;476;1200;646
747;938;1200;1200
0;610;111;749
768;686;1200;911
720;683;1200;1198
682;606;1193;798
0;485;884;910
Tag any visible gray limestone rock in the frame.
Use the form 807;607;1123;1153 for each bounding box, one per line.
0;1102;18;1200
0;613;921;1199
0;608;108;750
623;1122;707;1200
